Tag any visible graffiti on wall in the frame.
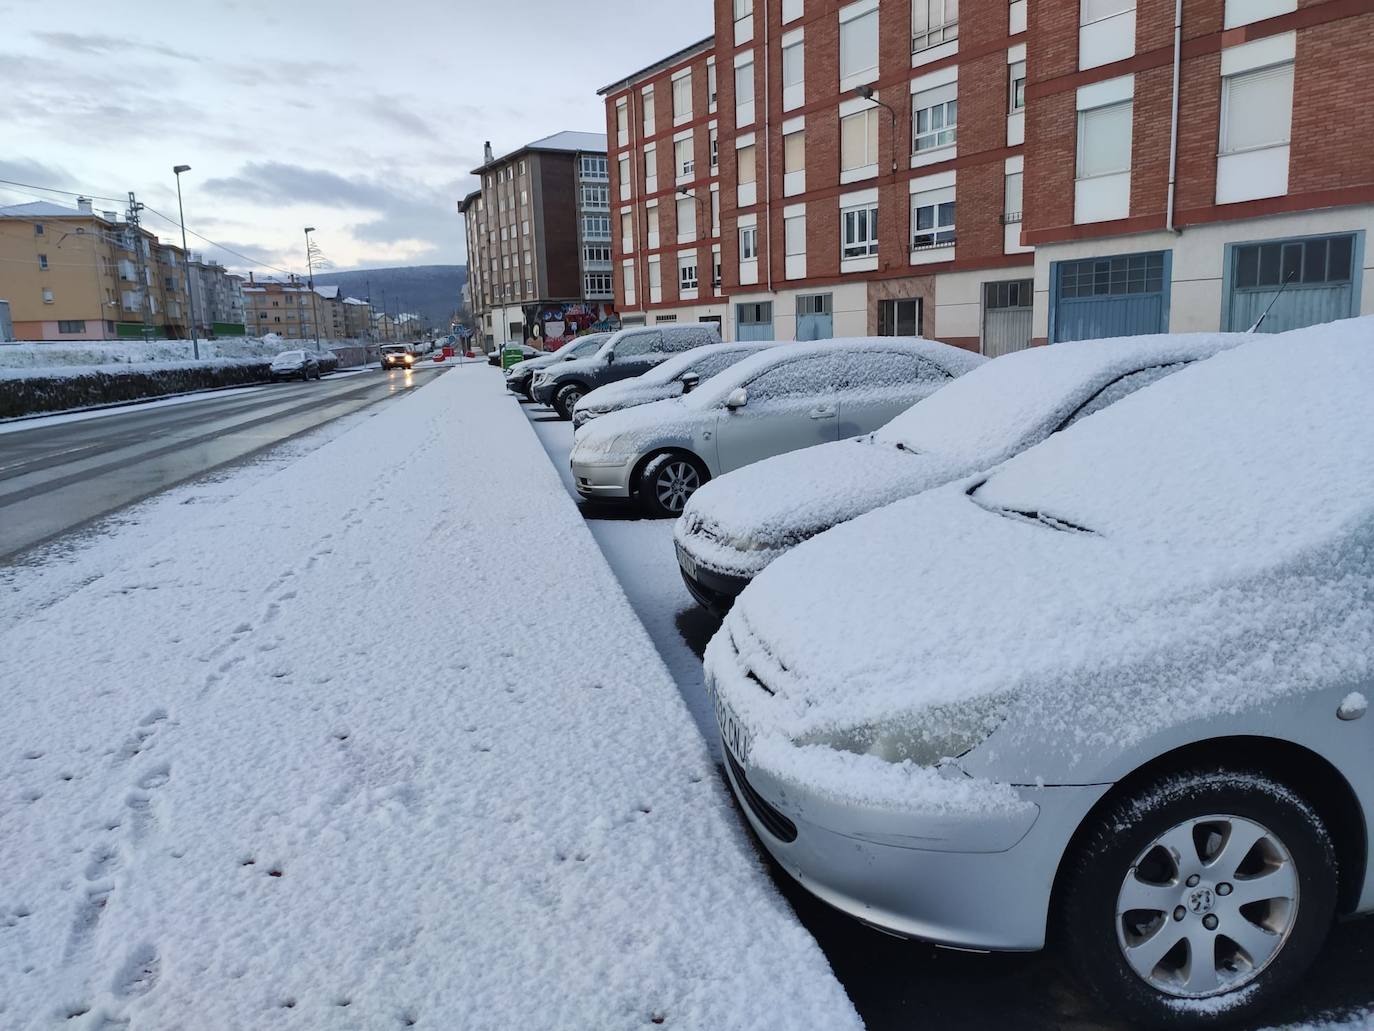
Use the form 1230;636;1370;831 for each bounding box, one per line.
530;302;620;350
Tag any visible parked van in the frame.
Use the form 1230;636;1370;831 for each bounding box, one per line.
530;323;722;420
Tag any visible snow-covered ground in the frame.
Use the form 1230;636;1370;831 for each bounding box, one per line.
0;363;858;1030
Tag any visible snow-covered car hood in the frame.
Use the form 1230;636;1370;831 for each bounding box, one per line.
708;319;1374;787
540;355;606;384
576;378;680;416
507;352;562;377
570;395;700;462
675;436;969;575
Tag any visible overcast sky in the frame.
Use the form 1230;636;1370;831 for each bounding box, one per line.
0;0;711;276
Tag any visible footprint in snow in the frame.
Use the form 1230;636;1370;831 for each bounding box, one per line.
85;845;121;881
137;764;171;791
21;750;44;760
113;944;160;999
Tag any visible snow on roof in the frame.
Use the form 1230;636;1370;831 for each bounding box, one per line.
0;199;86;218
313;285;341;300
342;296;369;305
525;130;607;153
598;36;716;95
713;317;1374;794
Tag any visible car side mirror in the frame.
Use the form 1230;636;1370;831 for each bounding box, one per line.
680;373;701;394
725;387;748;409
604;350;615;364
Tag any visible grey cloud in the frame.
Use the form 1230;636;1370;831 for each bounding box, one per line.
34;30;194;62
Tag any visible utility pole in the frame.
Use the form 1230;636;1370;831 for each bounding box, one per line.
126;192;155;341
172;165;199;358
304;227;321;352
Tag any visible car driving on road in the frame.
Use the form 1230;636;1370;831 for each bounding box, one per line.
704;318;1374;1030
572;342;777;429
673;331;1241;614
531;323;722;420
569;337;984;517
270;349;321;381
505;334;612;400
380;344;414;371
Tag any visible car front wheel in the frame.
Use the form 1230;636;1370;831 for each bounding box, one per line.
553;384;585;421
1057;768;1336;1029
639;452;707;518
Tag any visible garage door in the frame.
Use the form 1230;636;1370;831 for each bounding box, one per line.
1226;233;1358;333
983;279;1033;357
1051;251;1169;343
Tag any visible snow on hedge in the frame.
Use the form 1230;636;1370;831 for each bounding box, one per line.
0;335;358;370
0;363;858;1030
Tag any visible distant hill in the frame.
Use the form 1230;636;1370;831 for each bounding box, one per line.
310;265;467;328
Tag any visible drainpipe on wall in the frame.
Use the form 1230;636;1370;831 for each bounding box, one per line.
762;8;774;297
1165;0;1184;235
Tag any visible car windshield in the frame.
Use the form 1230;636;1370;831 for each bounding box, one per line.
568;335;608;357
874;333;1241;466
970;323;1372;551
275;351;305;361
381;346;406;354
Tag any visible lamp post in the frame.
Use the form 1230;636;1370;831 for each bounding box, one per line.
172;164;199;358
304;226;321;352
855;85;899;174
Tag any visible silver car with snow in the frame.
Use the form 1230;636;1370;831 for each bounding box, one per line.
704;319;1374;1029
572;342;777;430
505;333;610;400
673;332;1242;613
569;338;984;517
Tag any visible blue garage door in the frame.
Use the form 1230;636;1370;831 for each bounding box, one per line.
1226;233;1359;333
1052;251;1170;343
737;302;774;341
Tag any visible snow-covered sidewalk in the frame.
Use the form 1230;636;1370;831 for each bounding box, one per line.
0;363;858;1030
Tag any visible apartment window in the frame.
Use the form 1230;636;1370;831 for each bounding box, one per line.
1081;0;1134;24
841;202;879;258
839;3;879;83
913;0;958;52
733;0;750;20
735;59;755;109
585;244;613;263
708;62;718;107
710;128;719;170
524;251;532;265
581;183;610;208
582;214;612;238
34;223;44;236
618;155;630;195
518;160;527;175
500;226;508;241
711;188;721;233
672;72;693;121
784;213;806;255
1003;171;1024;222
1220;63;1294;155
1009;60;1027;112
522;220;531;235
912;189;956;248
525;278;533;293
520;190;528;206
648;256;662;292
840;109;879;175
675;138;695;178
913;87;957;152
621;211;634;249
1077;100;1133;178
713;251;722;287
585;272;615;294
677;197;697;241
644;144;658;188
740;225;758;260
784;130;805;174
679;255;699;290
580;154;609;178
57;320;86;333
37;254;48;270
782;39;805;93
647;205;660;244
616;100;628;136
643;87;656;134
737;143;757;187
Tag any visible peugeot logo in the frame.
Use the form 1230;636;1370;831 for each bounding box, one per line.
1187;887;1215;915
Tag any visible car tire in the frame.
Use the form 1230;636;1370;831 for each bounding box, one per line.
1056;768;1336;1029
638;452;708;519
553;384;585;421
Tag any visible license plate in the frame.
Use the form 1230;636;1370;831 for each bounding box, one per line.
676;543;699;581
707;676;751;764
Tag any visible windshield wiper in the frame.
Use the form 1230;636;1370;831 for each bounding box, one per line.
966;484;1096;535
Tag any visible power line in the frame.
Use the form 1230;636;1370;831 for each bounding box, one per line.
0;178;125;204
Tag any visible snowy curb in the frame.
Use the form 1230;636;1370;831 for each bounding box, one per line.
0;362;860;1030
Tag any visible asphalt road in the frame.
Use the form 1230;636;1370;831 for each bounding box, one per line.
0;366;446;561
517;388;1374;1031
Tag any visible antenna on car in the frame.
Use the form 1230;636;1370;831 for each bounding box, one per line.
1248;269;1297;333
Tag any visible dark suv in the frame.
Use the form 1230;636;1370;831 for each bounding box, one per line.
530;323;722;420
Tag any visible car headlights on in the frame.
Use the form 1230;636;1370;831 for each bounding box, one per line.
796;696;1009;767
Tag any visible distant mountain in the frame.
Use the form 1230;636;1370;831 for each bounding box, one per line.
310;265;467;328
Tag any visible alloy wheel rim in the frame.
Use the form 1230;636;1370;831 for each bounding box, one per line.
655;462;700;512
1116;813;1299;999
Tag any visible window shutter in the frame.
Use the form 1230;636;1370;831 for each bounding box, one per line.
839;9;878;79
840;112;866;169
784;130;805;173
1076;101;1133;178
1222;63;1293;154
737;144;757;185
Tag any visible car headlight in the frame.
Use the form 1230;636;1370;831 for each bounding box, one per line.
731;533;776;553
795;697;1009;767
572;451;635;468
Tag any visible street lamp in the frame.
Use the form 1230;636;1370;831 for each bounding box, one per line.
303;226;321;352
172;164;200;359
854;85;899;174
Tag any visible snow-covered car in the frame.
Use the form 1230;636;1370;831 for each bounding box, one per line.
704;318;1374;1029
572;342;777;430
569;338;985;518
505;334;612;399
673;331;1242;614
531;323;722;420
270;349;320;381
380;344;414;371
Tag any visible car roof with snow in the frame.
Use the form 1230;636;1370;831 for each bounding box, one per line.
874;332;1243;464
682;337;984;410
718;318;1374;755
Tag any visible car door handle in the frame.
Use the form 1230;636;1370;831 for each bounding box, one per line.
809;406;836;419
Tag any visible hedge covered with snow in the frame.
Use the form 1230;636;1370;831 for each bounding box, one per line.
0;352;339;419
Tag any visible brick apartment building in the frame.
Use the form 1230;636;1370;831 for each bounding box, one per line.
602;0;1372;351
458;131;621;350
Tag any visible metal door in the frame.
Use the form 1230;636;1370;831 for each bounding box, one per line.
982;279;1033;357
737;302;774;341
878;298;922;337
1226;234;1358;333
1052;252;1169;343
796;294;834;340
